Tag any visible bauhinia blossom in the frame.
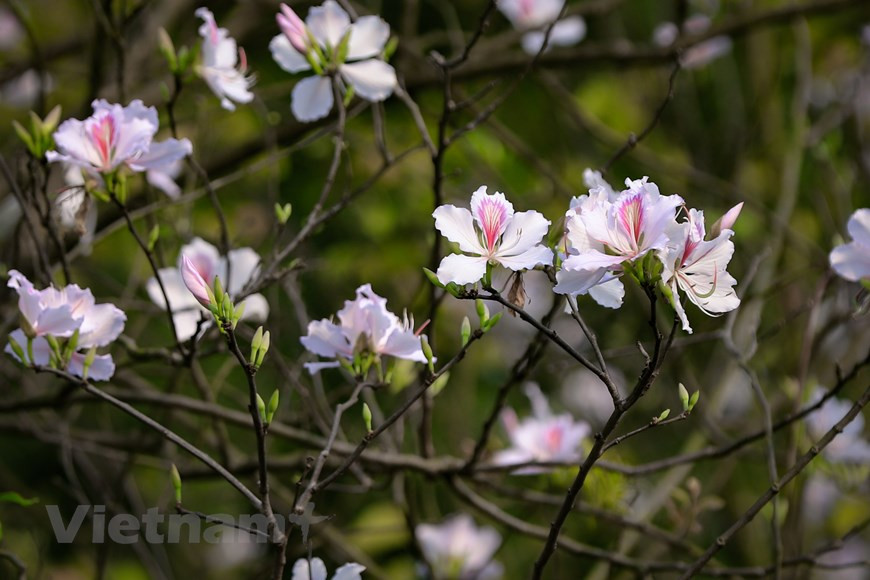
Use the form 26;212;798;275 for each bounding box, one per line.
146;238;269;342
555;175;683;305
659;204;742;333
415;514;503;580
195;8;255;111
5;270;126;380
46;100;192;197
493;383;590;473
498;0;586;55
433;186;553;285
269;1;397;122
291;557;365;580
829;208;870;283
300;284;427;374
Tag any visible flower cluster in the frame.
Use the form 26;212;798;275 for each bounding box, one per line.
300;284;428;374
5;271;126;381
494;383;590;473
146;237;269;342
415;514;503;579
433;173;742;333
46;99;192;198
270;1;397;122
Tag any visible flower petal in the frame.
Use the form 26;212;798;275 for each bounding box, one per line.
339;59;397;102
78;303;126;347
239;293;269;322
847;208;870;248
300;319;351;358
291;557;328;580
332;562;366;580
347;16;390;60
830;242;870;282
433;204;485;254
306;0;350;49
435;253;488;286
588;277;624;309
269;34;311;73
496;210;551;258
291;75;334;122
496;244;553;271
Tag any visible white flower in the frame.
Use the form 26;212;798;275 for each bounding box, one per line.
493;383;590;473
145;238;269;342
433;186;553;285
269;1;397;122
291;557;365;580
806;389;870;464
497;0;586;55
300;284;427;373
555;176;683;306
195;8;255;111
46;100;192;197
829;208;870;283
5;270;126;381
416;514;503;580
659;205;741;333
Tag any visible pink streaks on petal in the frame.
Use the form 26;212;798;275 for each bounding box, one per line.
546;425;564;453
90;113;116;169
617;192;644;250
476;197;509;252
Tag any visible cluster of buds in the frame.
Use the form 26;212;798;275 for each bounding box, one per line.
12;105;61;159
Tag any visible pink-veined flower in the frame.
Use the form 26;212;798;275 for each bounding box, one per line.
291;557;365;580
829;208;870;283
659;205;741;333
433;186;553;286
493;383;590;474
269;1;397;122
5;270;126;381
300;284;428;374
555;176;683;305
498;0;586;54
416;514;503;580
145;238;269;342
195;8;255;111
46;100;192;197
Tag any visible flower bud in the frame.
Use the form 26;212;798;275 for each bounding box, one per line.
688;390;700;412
277;3;309;54
460;316;471;346
250;326;264;364
256;331;270;367
256;393;267;425
170;464;182;504
678;382;690;411
475;299;489;324
420;334;434;373
181;254;213;308
362;403;373;433
709;202;743;238
266;389;280;424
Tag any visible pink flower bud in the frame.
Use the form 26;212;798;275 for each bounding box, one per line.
277;3;308;54
710;202;743;238
181;254;212;307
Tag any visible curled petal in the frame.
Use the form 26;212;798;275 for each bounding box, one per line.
433;205;485;254
300;319;352;359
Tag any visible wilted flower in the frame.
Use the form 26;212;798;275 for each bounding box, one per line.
146;238;269;342
498;0;586;55
829;208;870;283
659;205;741;333
5;270;126;380
46;100;192;197
300;284;427;374
493;383;590;473
416;514;503;579
555;176;683;304
195;8;255;111
269;1;397;122
433;186;553;285
291;557;365;580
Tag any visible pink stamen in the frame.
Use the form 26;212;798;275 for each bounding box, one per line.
414;319;431;336
238;47;248;73
477;198;508;252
